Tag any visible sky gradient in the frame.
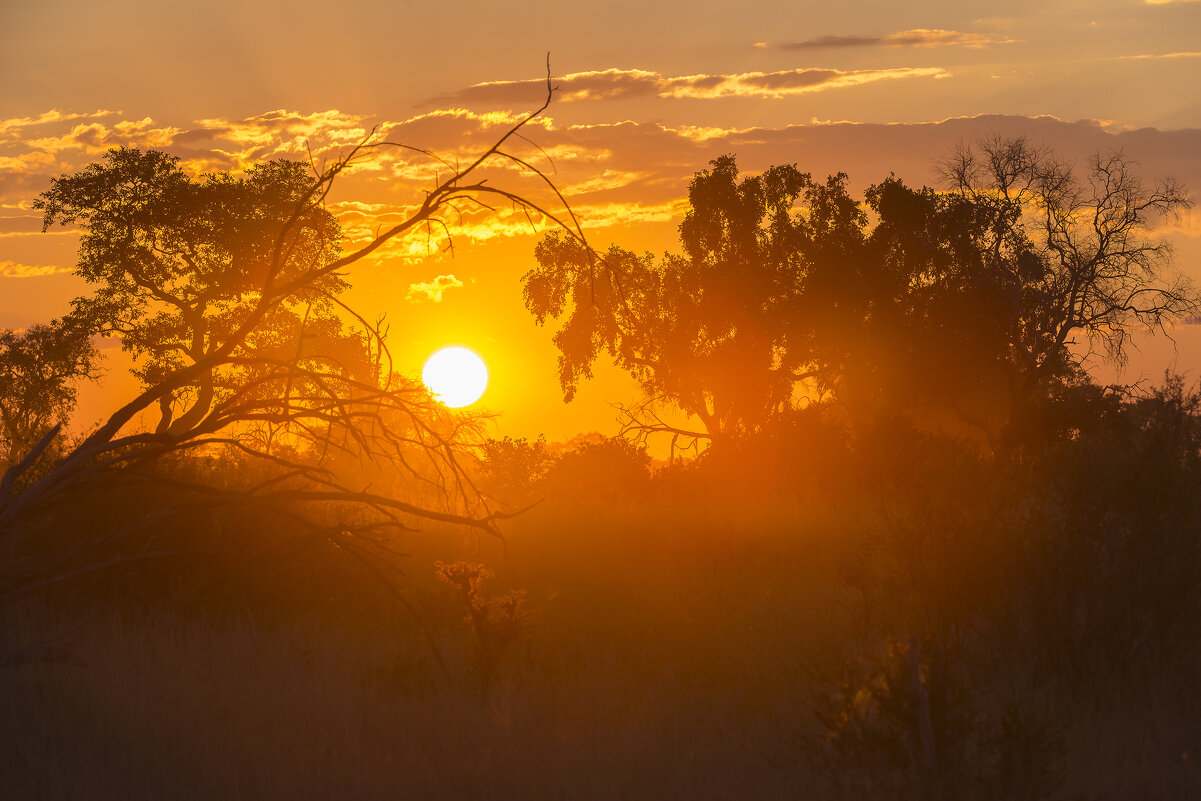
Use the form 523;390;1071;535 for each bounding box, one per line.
2;0;1199;441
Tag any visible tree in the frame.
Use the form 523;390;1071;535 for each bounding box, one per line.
525;142;1195;451
35;150;353;435
524;155;861;447
477;435;555;506
937;135;1195;414
824;176;1046;429
0;317;98;467
0;81;582;596
851;137;1197;443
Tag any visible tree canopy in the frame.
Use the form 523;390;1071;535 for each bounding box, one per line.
0;317;98;467
35;148;359;439
524;156;863;442
0;87;581;596
525;140;1195;449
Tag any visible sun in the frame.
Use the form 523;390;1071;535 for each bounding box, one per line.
422;346;488;408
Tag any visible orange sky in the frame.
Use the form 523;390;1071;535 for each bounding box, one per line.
1;0;1200;442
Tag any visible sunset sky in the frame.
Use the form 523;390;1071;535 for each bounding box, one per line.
2;0;1200;441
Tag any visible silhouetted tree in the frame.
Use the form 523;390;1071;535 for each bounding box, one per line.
0;79;583;596
527;142;1194;450
938;135;1195;421
477;435;554;506
815;176;1049;433
840;138;1195;443
525;156;859;445
541;435;651;503
0;317;98;467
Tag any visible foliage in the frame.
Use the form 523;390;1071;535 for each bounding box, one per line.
476;433;652;510
434;560;528;691
940;137;1193;379
526;142;1195;449
0;316;98;466
41;151;374;439
477;435;555;506
5;370;1201;798
524;156;857;441
540;435;651;503
1;84;581;598
803;637;1071;801
1015;375;1201;681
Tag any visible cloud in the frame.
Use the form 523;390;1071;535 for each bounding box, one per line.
574;200;687;228
24;118;180;155
1113;51;1201;60
406;274;464;302
0;213;44;235
0;108;390;208
0;229;78;239
2;106;1199;273
430;66;948;106
188;109;370;166
664;67;949;98
778;28;1015;50
1153;210;1201;238
0;110;118;142
0;150;59;175
0;260;71;278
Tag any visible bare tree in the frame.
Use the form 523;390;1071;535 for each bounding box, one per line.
939;135;1196;404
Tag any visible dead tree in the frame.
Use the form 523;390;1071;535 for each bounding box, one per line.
939;135;1196;406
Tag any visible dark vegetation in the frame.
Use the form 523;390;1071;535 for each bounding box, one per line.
2;113;1200;799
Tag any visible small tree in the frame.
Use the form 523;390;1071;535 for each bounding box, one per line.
0;317;98;467
477;435;555;506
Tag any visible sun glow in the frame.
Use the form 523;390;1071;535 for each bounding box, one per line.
422;347;488;408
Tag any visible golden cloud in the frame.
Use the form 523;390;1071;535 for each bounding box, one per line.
193;109;369;149
659;67;948;99
1113;51;1201;60
0;150;59;173
2;107;1199;274
574;200;687;228
166;109;375;172
406;274;464;302
430;66;948;106
0;110;118;141
0;230;78;239
24;118;180;155
560;169;652;195
1152;210;1201;238
0;260;71;278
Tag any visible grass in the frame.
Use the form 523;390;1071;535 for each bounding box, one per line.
2;490;1199;799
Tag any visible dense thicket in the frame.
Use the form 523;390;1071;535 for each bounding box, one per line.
5;374;1198;798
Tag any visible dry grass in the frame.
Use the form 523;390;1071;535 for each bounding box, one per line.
2;497;1199;799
